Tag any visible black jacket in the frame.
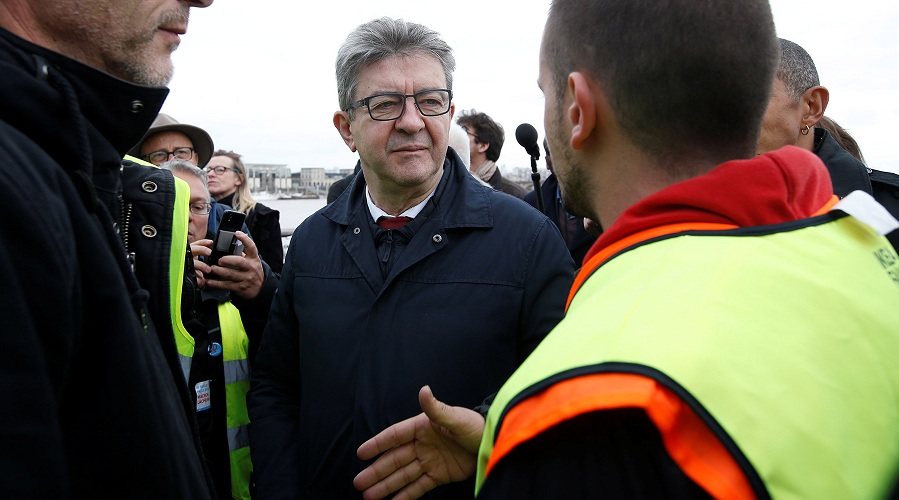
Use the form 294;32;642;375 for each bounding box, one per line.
815;127;899;250
524;172;596;265
327;161;362;204
0;27;213;498
486;166;528;199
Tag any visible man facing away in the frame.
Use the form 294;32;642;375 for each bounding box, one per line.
353;1;899;498
0;0;217;497
247;16;574;499
456;109;528;199
757;37;899;250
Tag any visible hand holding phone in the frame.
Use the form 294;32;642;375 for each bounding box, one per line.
207;210;247;267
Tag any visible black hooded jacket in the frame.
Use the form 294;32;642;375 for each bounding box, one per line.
815;127;899;250
0;27;214;498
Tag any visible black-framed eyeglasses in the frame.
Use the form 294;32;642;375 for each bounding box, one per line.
460;125;480;142
189;202;212;215
347;89;453;121
204;165;242;176
143;147;194;165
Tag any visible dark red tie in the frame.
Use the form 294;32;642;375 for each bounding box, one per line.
377;216;412;230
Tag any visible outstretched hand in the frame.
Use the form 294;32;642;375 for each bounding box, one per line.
354;386;484;500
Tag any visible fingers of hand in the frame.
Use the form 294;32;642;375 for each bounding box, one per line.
358;414;425;461
234;231;259;258
356;446;429;500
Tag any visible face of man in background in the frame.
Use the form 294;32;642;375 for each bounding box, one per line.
756;77;804;155
26;0;213;86
171;170;209;242
140;131;197;165
337;53;454;196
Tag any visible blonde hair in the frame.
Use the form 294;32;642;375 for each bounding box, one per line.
212;149;257;213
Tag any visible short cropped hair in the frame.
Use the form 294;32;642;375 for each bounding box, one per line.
777;38;821;101
456;109;505;162
543;0;779;163
336;17;455;116
161;159;209;198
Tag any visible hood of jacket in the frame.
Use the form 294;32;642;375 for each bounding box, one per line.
586;146;835;262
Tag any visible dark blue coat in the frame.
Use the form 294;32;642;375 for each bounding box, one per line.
249;150;575;499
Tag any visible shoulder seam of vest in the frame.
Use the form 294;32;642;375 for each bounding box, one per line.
587;212;844;287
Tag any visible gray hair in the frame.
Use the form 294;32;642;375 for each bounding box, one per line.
335;17;455;115
777;38;820;101
160;159;210;198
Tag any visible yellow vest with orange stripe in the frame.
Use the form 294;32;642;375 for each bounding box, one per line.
476;211;899;498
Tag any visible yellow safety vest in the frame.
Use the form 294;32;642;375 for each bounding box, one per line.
478;208;899;498
218;302;252;500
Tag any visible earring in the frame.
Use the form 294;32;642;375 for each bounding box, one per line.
800;124;811;136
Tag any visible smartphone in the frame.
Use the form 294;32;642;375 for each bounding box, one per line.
207;210;247;267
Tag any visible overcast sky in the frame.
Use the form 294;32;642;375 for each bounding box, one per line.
161;1;899;175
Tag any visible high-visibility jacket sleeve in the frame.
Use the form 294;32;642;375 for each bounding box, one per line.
478;408;713;499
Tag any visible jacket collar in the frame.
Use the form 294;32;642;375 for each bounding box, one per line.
322;146;495;229
0;27;168;160
813;127;873;196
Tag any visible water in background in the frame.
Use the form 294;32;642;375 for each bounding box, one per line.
263;197;328;255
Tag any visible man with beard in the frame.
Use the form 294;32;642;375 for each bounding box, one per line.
0;0;217;497
353;1;899;499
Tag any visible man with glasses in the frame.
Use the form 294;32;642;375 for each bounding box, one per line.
457;109;528;199
161;159;277;500
248;16;575;499
129;112;215;167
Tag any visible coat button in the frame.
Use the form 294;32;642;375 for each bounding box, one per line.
141;225;158;238
131;100;144;113
354;227;361;234
432;234;443;244
142;181;158;193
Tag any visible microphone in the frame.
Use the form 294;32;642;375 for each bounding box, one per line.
517;123;545;213
515;123;541;159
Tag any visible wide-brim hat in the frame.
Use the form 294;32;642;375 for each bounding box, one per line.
127;113;214;167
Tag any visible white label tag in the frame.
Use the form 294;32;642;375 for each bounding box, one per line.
195;380;211;412
833;190;899;236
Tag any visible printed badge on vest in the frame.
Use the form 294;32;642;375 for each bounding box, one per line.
195;380;211;412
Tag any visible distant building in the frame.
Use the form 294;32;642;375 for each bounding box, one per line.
300;168;327;194
245;163;291;194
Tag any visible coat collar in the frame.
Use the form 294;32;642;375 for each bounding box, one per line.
0;27;168;159
321;146;495;229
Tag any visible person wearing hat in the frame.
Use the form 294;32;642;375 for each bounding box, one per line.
129;112;215;167
129;113;249;239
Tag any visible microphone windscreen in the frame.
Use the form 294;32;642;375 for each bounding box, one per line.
515;123;541;159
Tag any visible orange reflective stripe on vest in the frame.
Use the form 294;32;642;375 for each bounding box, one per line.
486;373;756;500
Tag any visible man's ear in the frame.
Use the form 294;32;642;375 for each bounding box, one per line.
802;85;829;127
568;72;598;150
333;111;357;152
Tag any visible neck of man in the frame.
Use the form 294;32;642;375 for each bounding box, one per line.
367;173;442;216
593;145;720;231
